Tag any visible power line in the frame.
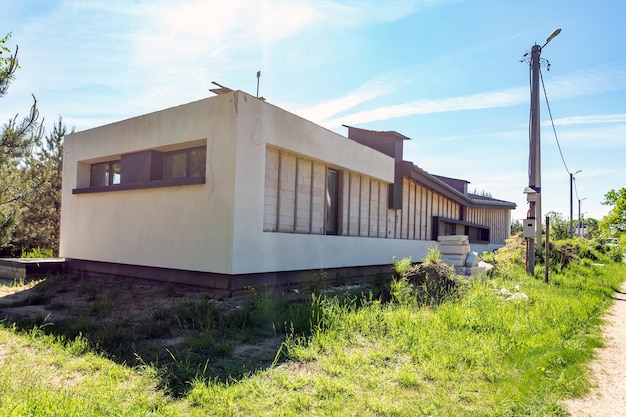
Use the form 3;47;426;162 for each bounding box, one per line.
539;67;571;175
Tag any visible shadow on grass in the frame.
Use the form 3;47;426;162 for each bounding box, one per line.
0;273;360;397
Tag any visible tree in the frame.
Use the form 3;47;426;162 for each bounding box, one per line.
0;32;43;253
510;219;523;236
11;117;70;255
579;217;599;239
546;211;569;240
600;188;626;235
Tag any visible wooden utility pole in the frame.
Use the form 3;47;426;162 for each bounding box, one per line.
545;216;550;283
524;29;560;275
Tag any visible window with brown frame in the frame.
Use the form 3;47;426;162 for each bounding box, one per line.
163;147;206;179
77;145;207;194
90;160;121;187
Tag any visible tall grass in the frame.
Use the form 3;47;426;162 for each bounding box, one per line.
1;238;624;416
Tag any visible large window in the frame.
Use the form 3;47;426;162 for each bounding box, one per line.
90;161;121;187
326;169;340;235
76;143;207;194
163;147;207;179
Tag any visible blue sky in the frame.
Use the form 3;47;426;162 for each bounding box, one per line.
2;0;625;222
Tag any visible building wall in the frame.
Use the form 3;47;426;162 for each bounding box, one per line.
466;207;511;245
61;90;510;279
228;92;438;274
384;178;463;240
60;94;239;275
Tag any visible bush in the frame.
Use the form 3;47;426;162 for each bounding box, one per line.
547;241;579;272
390;250;461;305
392;256;412;279
20;247;54;258
404;262;459;305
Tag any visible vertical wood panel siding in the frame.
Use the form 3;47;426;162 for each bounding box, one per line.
360;177;370;237
341;171;350;235
419;185;425;239
379;185;388;238
369;181;380;237
263;147;280;232
466;208;510;244
295;158;312;233
264;147;392;237
424;189;433;240
410;182;417;240
311;162;325;234
264;149;510;243
401;178;409;239
278;152;296;232
348;173;360;236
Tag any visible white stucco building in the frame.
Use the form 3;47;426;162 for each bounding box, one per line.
60;90;515;292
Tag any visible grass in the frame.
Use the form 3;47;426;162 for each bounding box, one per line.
0;239;624;416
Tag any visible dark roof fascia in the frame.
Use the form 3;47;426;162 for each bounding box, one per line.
402;161;474;204
435;216;491;230
402;161;517;210
467;193;517;210
432;174;469;191
343;125;411;142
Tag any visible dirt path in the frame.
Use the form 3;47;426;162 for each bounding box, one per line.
564;280;626;417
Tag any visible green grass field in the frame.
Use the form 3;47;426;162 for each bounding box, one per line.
1;238;624;416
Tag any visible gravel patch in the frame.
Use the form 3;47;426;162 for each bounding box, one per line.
564;280;626;416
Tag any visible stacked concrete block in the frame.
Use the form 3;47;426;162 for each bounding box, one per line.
0;258;64;280
0;263;26;280
437;235;494;276
437;235;470;268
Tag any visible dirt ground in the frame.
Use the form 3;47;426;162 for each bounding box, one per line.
0;274;285;381
563;280;626;417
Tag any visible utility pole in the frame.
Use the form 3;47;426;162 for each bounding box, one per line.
578;197;586;236
524;28;560;274
569;170;581;238
529;42;541;261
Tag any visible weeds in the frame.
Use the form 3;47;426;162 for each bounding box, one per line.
1;238;624;416
423;245;442;264
20;247;54;258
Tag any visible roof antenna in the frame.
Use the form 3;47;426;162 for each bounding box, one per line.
256;71;261;98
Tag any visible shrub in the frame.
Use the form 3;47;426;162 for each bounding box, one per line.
392;256;412;279
423;245;442;264
547;241;579;272
20;247;54;258
404;262;459;305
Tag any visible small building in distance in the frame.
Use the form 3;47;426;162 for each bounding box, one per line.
60;90;515;292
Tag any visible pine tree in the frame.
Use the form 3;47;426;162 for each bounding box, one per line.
0;32;43;254
12;117;70;255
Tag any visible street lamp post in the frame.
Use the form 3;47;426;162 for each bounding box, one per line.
578;197;586;236
569;170;581;238
525;28;561;274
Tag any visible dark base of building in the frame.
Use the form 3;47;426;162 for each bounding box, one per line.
63;259;393;296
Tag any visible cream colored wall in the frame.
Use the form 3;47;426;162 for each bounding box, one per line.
228;91;431;274
60;94;239;274
61;90;508;277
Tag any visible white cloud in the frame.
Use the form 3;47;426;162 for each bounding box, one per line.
545;65;626;100
291;76;407;122
556;124;626;149
314;63;626;128
320;86;527;127
550;113;626;126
